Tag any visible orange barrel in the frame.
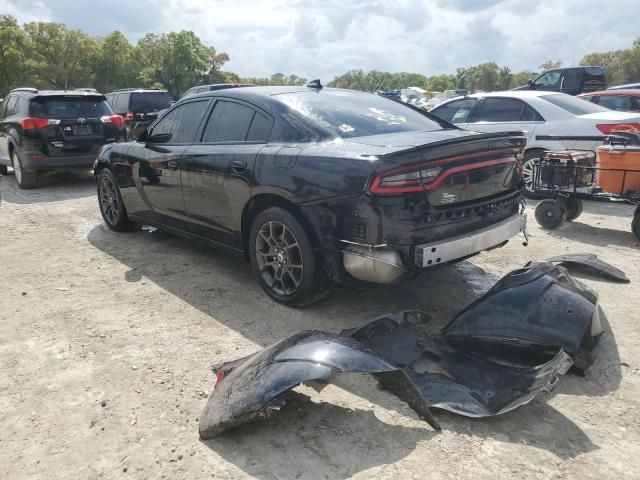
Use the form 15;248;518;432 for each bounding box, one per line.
596;142;640;196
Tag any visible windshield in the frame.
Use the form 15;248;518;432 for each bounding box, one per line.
30;96;112;118
130;92;174;113
277;90;448;138
541;94;610;115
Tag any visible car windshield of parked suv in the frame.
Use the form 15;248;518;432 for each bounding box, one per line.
277;90;448;138
30;96;113;118
541;94;610;115
130;92;174;113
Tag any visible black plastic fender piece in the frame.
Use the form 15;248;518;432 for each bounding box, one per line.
546;253;630;283
198;331;441;439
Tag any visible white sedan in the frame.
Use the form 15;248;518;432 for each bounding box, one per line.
429;90;640;196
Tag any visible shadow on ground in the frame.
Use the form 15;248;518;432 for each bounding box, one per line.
0;169;95;205
87;224;618;479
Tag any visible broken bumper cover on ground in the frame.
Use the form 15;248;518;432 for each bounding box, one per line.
199;262;602;437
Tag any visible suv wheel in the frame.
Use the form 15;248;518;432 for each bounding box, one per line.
12;150;38;189
97;169;133;231
249;207;329;307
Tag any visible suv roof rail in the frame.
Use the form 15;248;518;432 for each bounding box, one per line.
111;87;167;93
9;87;38;94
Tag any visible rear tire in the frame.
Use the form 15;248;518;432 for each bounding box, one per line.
566;197;584;221
11;150;38;189
535;199;567;230
249;207;329;307
97;169;133;231
522;150;548;199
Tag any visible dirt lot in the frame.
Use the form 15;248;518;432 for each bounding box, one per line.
1;170;639;480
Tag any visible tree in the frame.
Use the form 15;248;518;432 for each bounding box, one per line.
93;31;138;92
538;60;562;71
23;22;97;89
0;15;29;96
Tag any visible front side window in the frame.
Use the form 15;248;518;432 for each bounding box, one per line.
432;98;477;124
150;100;209;144
470;98;527;122
202;100;255;142
562;69;582;90
534;71;562;89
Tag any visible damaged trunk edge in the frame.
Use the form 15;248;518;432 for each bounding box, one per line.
199;262;602;438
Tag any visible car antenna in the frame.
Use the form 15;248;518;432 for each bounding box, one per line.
306;79;323;90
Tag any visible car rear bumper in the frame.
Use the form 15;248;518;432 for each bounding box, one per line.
21;151;97;171
414;213;527;268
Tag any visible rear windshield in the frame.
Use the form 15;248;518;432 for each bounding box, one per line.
541;94;610;115
276;90;448;138
130;92;174;112
30;96;113;118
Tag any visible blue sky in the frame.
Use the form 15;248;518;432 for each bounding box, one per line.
2;0;638;80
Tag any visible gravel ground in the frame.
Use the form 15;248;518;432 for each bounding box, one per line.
1;170;639;480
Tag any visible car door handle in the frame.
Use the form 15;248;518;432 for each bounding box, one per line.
167;160;178;170
232;160;247;173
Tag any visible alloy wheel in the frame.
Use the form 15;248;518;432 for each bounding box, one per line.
99;175;120;226
522;157;540;193
254;220;304;296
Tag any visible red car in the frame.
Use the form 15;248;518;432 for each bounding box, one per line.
578;89;640;112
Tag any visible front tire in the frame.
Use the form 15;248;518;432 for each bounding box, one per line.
97;169;133;231
11;150;38;189
249;207;328;307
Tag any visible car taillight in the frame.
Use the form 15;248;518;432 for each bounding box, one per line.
101;114;125;127
19;117;59;130
125;111;135;121
370;166;443;194
596;123;640;134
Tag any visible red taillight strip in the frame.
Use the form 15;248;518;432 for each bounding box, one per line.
370;153;517;195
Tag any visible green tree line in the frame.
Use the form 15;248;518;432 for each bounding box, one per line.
1;15;639;98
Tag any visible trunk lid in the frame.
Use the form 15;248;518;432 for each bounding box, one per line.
356;130;526;206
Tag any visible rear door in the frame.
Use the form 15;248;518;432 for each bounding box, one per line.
0;94;16;163
181;98;273;247
465;97;543;146
129;99;210;228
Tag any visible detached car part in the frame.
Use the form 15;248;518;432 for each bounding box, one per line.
198;332;440;440
200;262;602;436
547;253;630;283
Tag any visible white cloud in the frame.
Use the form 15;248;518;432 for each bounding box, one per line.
2;0;638;80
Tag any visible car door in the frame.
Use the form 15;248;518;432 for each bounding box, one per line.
0;95;13;164
181;98;273;248
128;98;210;229
559;68;582;96
464;97;543;146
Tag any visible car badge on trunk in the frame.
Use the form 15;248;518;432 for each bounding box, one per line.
77;117;87;124
441;192;456;204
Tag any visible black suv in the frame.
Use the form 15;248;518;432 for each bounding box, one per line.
0;88;126;189
513;66;606;96
105;89;174;133
179;83;253;101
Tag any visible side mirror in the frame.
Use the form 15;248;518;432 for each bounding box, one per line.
147;133;172;144
527;79;535;89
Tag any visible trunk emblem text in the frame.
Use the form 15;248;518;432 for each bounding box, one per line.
441;193;457;204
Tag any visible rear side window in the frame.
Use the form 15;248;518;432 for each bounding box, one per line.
202;100;255;142
4;95;18;116
541;94;610;115
431;98;476;124
470;98;527;122
114;94;129;113
150;100;209;144
30;97;113;118
597;95;632;111
130;92;173;113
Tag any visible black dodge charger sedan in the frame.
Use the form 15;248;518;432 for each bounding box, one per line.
94;85;527;306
